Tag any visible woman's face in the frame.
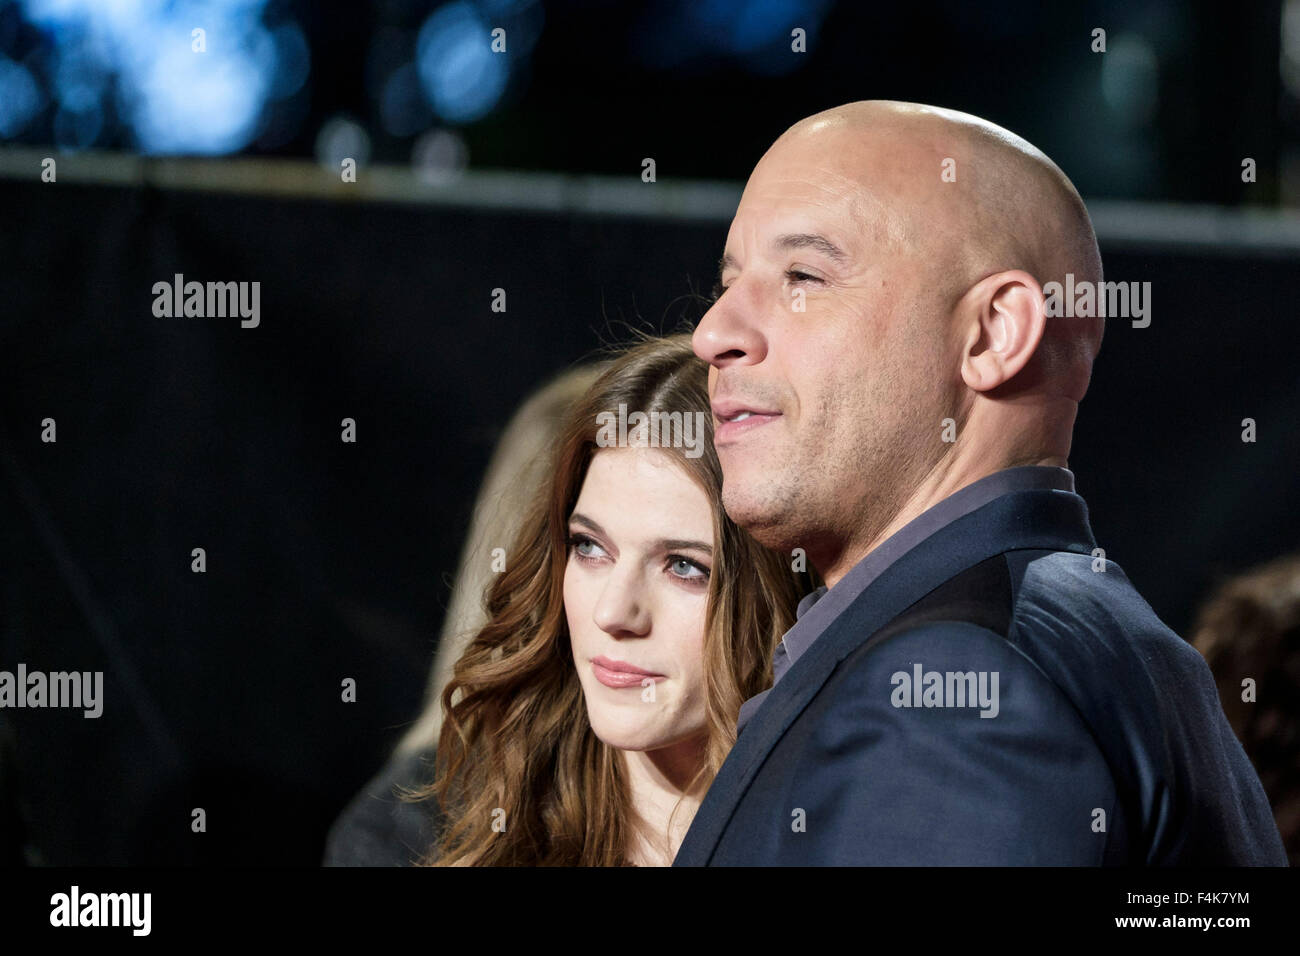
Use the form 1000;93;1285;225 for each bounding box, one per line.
564;447;714;754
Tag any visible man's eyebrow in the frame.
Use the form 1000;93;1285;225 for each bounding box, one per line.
716;234;848;283
773;233;848;262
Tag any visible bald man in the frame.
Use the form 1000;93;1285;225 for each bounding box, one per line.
677;101;1286;866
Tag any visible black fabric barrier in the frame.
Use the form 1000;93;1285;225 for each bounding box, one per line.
1;178;1297;864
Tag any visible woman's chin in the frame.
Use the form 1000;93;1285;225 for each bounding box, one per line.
586;708;687;753
588;719;663;753
588;713;706;758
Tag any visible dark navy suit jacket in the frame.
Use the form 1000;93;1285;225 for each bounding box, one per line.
674;486;1287;865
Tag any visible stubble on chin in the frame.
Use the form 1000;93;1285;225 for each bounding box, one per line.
719;454;820;555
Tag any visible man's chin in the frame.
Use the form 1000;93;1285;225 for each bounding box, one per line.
721;484;797;550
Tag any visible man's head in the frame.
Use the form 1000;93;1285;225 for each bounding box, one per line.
692;100;1104;583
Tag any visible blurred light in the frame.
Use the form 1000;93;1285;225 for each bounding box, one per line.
412;127;468;185
1101;34;1159;126
52;80;102;148
13;0;310;154
697;0;806;55
1283;0;1300;98
480;0;534;16
52;104;101;149
478;0;544;56
315;115;371;171
415;2;509;124
261;22;311;101
634;0;830;74
380;62;432;137
52;36;110;104
0;56;43;137
125;39;267;153
365;26;411;102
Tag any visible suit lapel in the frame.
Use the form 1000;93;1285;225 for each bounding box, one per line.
674;488;1096;865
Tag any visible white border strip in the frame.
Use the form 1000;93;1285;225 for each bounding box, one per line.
0;146;742;222
1087;200;1300;256
2;147;1298;252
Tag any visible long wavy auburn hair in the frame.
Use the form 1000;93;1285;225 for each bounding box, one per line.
417;333;811;865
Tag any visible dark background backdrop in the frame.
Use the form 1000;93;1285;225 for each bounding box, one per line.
1;0;1298;864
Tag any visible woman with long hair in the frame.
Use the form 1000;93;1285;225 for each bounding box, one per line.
420;333;812;865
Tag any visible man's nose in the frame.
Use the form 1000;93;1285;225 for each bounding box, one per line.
692;286;766;370
591;567;652;638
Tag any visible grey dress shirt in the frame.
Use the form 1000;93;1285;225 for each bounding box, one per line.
736;465;1077;734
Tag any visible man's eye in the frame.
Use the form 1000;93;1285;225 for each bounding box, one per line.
711;272;816;299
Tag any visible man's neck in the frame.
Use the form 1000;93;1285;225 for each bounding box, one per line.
818;453;1068;588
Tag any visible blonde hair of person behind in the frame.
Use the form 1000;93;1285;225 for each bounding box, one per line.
394;360;610;759
417;333;811;866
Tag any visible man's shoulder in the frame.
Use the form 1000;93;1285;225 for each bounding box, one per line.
801;548;1175;791
816;548;1206;741
723;547;1286;864
1005;549;1212;696
818;616;1089;735
1001;549;1287;864
808;549;1086;717
745;616;1119;864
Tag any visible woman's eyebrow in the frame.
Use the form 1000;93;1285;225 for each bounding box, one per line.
568;512;605;536
653;538;713;556
571;514;711;556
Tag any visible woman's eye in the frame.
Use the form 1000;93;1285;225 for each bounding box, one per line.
667;555;710;582
568;533;606;560
711;280;728;300
785;269;821;284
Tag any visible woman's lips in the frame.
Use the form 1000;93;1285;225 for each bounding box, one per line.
591;656;666;689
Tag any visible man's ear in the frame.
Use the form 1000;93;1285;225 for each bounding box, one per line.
957;270;1046;393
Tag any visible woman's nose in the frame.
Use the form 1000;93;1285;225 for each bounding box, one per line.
591;567;652;638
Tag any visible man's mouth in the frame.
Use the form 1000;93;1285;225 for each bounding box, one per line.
712;400;782;444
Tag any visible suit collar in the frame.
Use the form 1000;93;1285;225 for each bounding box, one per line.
738;466;1078;734
675;486;1096;865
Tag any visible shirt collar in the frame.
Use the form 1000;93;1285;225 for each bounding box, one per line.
738;465;1077;736
783;465;1075;660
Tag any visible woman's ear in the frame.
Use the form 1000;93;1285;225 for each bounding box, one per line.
957;270;1046;393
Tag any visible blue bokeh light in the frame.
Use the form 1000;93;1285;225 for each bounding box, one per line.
10;0;309;154
415;2;510;125
634;0;831;75
0;55;43;138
